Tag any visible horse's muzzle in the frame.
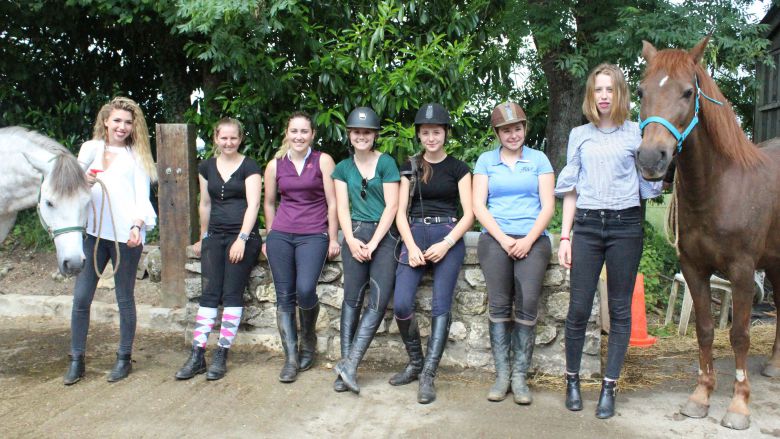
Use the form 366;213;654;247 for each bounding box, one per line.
59;256;85;276
637;144;671;181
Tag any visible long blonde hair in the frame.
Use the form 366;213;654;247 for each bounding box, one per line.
275;111;314;159
92;96;158;182
213;117;245;156
582;63;630;126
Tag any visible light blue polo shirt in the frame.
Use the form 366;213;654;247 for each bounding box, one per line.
474;146;554;236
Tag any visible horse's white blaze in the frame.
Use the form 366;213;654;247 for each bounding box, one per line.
736;369;746;382
659;75;669;88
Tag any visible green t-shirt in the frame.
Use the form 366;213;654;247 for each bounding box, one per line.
332;153;400;221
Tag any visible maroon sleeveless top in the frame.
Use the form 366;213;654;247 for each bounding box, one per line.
271;149;328;234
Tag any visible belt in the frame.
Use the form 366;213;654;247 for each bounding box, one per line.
409;217;457;225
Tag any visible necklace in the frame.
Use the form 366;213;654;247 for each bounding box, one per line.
596;126;619;134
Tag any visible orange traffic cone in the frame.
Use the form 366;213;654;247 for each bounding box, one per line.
629;273;657;347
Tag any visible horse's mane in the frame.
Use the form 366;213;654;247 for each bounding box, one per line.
0;126;70;155
645;50;764;168
0;127;88;197
50;154;89;198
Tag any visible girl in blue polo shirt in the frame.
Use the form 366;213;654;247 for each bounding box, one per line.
473;102;555;405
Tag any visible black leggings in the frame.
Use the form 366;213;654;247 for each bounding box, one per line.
200;232;262;308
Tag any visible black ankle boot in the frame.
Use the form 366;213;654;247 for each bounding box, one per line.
334;308;385;394
596;379;617;419
175;345;207;380
63;354;85;385
511;324;535;405
565;373;583;411
298;304;320;371
334;305;360;392
107;353;132;382
206;346;229;380
487;321;511;401
277;311;299;383
417;313;450;404
389;315;424;386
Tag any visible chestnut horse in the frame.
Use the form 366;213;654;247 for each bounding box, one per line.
636;37;780;430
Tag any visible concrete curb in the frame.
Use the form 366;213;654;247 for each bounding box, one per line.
0;294;284;352
0;294;187;333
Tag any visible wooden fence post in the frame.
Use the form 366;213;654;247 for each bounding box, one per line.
156;124;198;308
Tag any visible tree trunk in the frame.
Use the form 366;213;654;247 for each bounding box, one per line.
536;45;584;174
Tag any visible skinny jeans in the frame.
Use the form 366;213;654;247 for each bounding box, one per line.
394;221;466;319
266;230;329;312
70;234;143;356
565;207;643;380
478;233;552;325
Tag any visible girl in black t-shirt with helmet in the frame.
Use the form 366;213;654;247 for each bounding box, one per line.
390;103;474;404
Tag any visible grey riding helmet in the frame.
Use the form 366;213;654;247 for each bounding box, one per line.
414;103;450;133
346;107;380;130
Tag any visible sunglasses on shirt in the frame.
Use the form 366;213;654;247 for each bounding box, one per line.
360;177;368;200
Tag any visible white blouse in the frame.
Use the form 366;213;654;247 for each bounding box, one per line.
78;140;156;243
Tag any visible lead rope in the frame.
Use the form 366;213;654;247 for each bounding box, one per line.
91;177;121;279
664;177;680;256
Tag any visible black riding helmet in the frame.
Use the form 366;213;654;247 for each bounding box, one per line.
414;103;450;131
346;107;380;130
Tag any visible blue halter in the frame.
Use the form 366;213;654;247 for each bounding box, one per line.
639;76;723;153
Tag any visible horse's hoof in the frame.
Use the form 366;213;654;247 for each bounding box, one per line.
761;363;780;378
680;399;709;418
720;412;750;430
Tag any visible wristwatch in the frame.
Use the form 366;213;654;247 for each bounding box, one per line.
238;232;250;242
202;231;208;239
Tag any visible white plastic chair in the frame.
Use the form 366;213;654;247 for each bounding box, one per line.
665;271;766;336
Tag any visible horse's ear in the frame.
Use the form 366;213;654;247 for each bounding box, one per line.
21;150;53;176
689;36;710;64
642;40;657;62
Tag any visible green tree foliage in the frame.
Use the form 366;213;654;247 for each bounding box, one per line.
0;0;200;151
172;0;518;164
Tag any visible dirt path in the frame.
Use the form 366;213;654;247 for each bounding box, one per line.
0;316;778;438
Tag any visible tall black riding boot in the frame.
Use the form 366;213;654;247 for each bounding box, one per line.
334;308;385;394
206;346;229;380
63;354;85;386
511;323;536;404
298;304;320;371
107;353;132;382
565;373;583;411
487;321;511;401
595;379;618;419
334;305;360;392
276;311;299;383
417;313;450;404
389;315;424;386
175;344;207;380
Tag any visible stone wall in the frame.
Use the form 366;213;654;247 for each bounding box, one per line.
183;232;602;376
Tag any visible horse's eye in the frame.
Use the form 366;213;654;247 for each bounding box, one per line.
45;200;54;208
637;88;644;99
682;89;694;99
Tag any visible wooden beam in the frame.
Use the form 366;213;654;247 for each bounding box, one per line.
155;124;198;308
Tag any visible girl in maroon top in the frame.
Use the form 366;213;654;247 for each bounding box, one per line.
263;111;340;383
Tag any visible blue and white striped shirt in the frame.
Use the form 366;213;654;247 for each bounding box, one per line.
554;121;662;209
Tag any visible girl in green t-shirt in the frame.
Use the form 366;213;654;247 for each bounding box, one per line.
332;106;400;394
